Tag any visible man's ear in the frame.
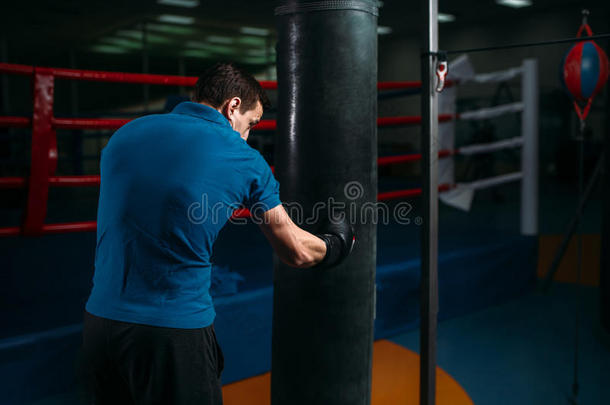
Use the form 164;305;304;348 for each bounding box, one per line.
226;97;242;117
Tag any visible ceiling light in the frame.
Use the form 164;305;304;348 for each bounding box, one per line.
237;36;267;46
239;26;270;36
495;0;532;8
181;49;211;58
206;35;235;45
246;48;269;56
101;37;142;49
90;45;129;54
184;41;236;55
157;0;200;7
438;13;456;23
157;14;195;25
145;34;173;45
377;26;392;35
241;56;271;65
185;40;207;48
146;23;197;35
205;45;237;55
116;30;143;40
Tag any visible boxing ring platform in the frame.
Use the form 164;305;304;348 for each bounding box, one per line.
0;203;537;403
0;59;538;402
211;200;537;384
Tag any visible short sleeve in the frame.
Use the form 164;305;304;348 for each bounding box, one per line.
244;154;282;214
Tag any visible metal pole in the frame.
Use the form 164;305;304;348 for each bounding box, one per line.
570;121;586;404
541;153;603;291
520;59;538;235
420;0;438;404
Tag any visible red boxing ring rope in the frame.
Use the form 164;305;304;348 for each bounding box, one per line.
0;62;456;236
0;116;31;127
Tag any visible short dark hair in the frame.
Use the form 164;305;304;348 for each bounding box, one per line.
193;62;270;112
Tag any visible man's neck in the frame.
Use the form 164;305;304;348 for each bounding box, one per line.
197;101;223;115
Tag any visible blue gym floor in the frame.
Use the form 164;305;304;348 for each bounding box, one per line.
6;281;609;405
1;178;608;404
391;282;610;405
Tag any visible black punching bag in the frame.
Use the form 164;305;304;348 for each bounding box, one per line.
272;1;378;404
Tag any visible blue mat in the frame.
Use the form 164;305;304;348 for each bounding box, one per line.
0;207;536;403
391;283;610;404
211;219;537;383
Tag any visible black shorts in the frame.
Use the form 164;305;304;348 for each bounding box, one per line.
81;311;224;405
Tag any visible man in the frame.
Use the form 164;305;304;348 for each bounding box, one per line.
82;62;354;404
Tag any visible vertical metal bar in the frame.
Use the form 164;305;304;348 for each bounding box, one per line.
520;59;538;235
572;122;585;401
540;154;603;291
24;68;55;235
420;0;438;404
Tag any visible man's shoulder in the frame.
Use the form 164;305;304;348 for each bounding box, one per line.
114;113;169;133
118;112;228;140
234;141;265;160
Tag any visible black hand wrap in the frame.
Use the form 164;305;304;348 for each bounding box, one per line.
314;214;355;268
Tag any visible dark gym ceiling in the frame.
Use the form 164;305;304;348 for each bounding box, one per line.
0;0;608;70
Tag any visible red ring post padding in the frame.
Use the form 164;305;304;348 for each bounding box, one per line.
23;68;55;235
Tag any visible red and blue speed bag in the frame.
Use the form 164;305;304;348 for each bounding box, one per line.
561;41;609;102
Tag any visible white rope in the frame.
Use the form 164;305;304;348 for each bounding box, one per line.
461;171;523;191
467;66;523;84
459;102;524;121
458;136;523;156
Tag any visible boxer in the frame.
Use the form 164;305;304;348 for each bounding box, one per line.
82;62;354;405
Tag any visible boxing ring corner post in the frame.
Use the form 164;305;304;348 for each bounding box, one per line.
520;58;539;236
23;67;56;235
420;0;439;404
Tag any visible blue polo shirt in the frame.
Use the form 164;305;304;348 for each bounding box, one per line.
85;102;281;329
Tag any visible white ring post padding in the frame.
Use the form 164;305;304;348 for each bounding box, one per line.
440;56;538;227
520;59;538;235
459;102;524;121
438;80;457;187
461;171;523;191
467;66;524;84
458;136;523;156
